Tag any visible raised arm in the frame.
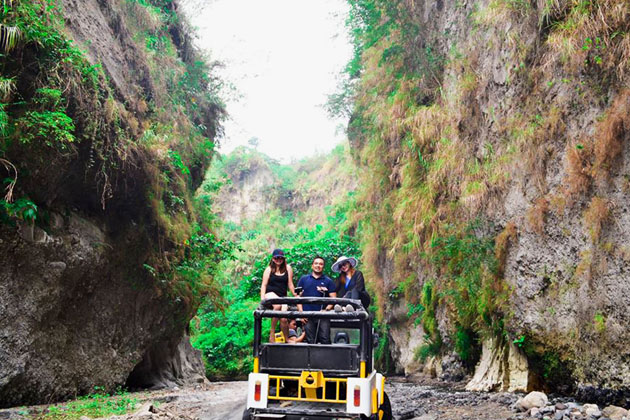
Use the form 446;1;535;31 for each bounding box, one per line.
260;266;271;300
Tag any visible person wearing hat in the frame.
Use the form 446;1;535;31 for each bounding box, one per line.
332;256;370;309
261;248;297;342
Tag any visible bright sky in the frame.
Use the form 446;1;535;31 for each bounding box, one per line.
181;0;353;162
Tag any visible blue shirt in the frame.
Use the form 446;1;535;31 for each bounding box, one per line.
297;273;336;312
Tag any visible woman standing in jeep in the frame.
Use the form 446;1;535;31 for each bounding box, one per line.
260;249;297;342
332;255;371;309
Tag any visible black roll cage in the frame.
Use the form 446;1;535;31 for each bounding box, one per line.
253;297;374;376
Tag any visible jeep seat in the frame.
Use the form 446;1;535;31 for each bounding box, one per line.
259;343;360;376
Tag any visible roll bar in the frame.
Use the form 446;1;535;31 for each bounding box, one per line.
256;297;369;320
252;297;373;374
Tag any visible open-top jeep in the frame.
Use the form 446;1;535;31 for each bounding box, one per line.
243;297;392;420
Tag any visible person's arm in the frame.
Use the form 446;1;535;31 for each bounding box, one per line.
297;276;303;311
353;270;366;291
325;278;336;310
296;330;306;342
287;265;296;296
260;266;271;300
333;277;341;295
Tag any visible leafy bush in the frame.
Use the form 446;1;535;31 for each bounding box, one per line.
192;296;258;380
420;222;508;364
0;197;37;225
18;110;75;148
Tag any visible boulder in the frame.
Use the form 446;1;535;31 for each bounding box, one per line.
517;392;549;411
601;406;628;420
583;404;602;418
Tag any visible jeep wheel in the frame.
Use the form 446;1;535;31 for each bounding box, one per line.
377;392;392;420
361;392;392;420
242;408;251;420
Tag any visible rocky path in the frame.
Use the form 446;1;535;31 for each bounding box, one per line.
2;378;628;420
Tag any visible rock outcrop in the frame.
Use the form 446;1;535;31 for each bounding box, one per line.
466;338;529;393
0;212;204;407
348;0;630;401
0;0;216;407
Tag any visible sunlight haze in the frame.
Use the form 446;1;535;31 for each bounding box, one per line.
181;0;353;162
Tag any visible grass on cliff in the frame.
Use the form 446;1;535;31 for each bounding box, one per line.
335;0;630;388
1;0;229;312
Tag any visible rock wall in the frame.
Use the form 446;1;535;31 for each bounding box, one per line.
213;160;276;225
352;0;630;400
0;213;203;407
0;0;212;408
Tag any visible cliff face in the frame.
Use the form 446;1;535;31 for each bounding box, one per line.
0;215;203;406
347;0;630;402
206;146;357;228
0;0;222;407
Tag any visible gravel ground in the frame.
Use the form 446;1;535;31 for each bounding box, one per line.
0;378;533;420
388;377;518;420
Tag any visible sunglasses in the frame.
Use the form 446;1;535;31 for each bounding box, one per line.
272;256;285;260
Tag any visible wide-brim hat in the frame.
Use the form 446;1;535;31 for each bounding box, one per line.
332;256;358;273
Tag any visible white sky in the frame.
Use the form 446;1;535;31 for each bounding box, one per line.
181;0;353;162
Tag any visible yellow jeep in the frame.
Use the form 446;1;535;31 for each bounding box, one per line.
243;297;392;420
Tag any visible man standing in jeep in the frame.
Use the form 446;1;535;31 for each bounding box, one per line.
297;256;337;344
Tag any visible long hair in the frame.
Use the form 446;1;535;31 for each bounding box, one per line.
337;265;355;285
269;256;287;274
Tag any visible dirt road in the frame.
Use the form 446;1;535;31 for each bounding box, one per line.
0;378;523;420
130;381;248;420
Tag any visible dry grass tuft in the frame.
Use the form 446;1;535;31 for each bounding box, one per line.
527;196;550;234
574;249;593;282
548;192;568;217
542;0;630;78
592;90;629;183
583;196;611;244
565;140;592;196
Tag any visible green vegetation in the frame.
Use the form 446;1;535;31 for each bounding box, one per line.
38;387;137;419
429;224;507;342
334;0;630;389
1;0;228;313
1;0;231;400
191;146;363;379
593;312;606;334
